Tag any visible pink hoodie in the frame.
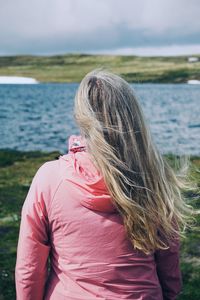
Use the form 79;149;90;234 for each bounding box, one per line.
15;134;182;300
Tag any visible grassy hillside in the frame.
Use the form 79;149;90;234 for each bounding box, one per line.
0;53;200;83
0;149;199;299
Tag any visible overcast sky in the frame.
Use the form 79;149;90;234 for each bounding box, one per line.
0;0;200;56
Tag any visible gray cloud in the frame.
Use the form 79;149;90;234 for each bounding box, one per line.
0;0;200;55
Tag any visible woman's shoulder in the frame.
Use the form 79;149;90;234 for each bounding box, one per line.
30;159;64;208
33;134;86;189
36;158;61;180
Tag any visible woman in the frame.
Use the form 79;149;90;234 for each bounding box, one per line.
15;69;195;300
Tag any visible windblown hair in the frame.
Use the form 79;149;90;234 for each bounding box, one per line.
74;68;198;255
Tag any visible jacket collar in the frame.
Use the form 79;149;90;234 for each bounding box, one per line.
60;134;118;213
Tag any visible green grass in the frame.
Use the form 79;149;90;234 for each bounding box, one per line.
0;150;60;300
0;53;200;83
0;149;199;299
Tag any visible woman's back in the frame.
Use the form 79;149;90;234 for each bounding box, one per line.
16;68;190;299
15;135;182;300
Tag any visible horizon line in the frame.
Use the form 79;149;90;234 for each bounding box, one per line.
1;44;200;58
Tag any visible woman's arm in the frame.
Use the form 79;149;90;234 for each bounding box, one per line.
15;163;51;300
154;228;183;300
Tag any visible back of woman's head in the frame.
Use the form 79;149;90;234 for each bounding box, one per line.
74;68;197;255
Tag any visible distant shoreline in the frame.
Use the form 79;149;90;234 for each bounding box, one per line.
1;77;200;85
0;149;200;168
0;53;200;83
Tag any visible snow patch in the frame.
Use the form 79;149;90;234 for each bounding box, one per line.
187;80;200;84
0;76;39;84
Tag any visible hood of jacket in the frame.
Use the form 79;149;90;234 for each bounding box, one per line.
59;134;118;214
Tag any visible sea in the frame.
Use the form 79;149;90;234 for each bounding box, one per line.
0;83;199;156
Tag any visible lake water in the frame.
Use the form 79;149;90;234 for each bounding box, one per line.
0;83;199;155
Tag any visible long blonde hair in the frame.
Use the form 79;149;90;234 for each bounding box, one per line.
74;68;198;255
